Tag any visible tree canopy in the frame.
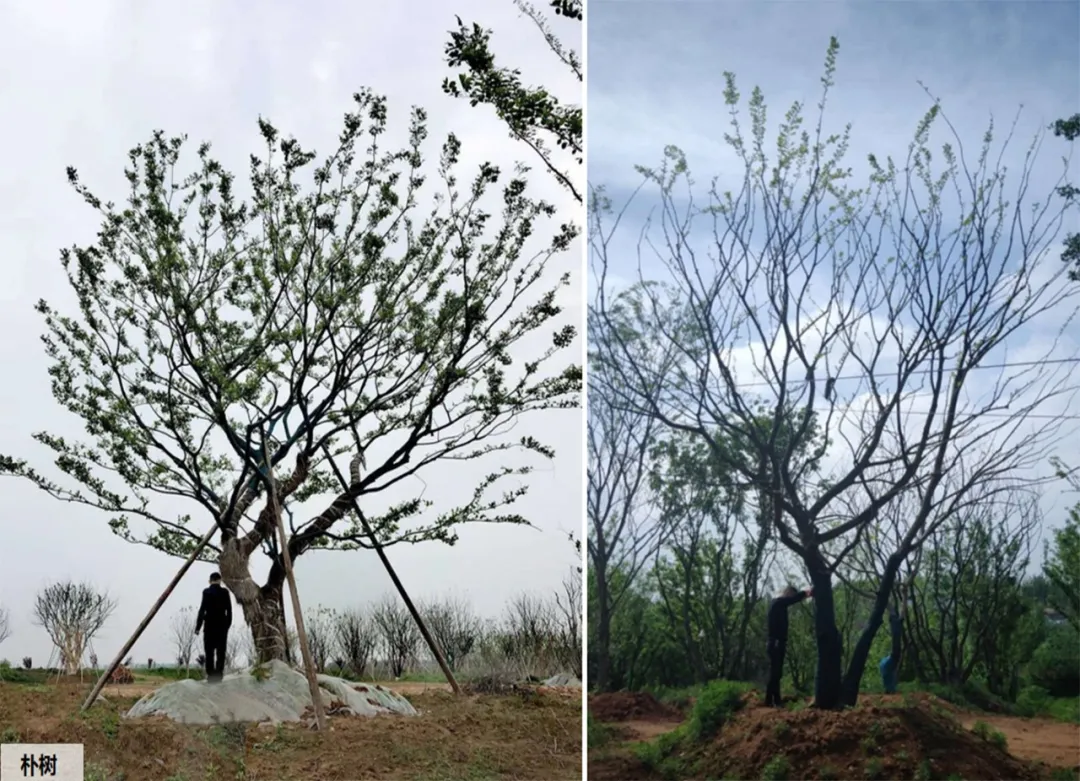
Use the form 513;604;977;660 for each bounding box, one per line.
0;90;581;570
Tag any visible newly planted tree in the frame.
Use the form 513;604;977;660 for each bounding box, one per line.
372;594;421;678
34;581;116;675
0;605;10;648
332;607;378;677
1;90;580;663
421;596;482;672
169;607;197;670
592;39;1077;707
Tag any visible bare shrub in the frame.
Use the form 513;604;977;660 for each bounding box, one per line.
333;608;378;678
170;607;197;670
552;568;583;678
304;606;334;673
0;605;10;647
372;595;421;678
33;581;116;675
500;592;560;677
422;596;482;672
22;657;31;670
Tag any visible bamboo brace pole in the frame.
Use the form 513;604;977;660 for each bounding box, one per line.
266;461;327;731
321;445;461;696
81;522;219;712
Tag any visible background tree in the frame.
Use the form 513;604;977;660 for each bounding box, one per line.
1045;459;1080;631
0;91;580;663
587;294;666;691
421;596;482;672
591;38;1076;708
553;565;583;677
303;606;334;673
444;0;582;203
864;488;1040;695
372;595;421;678
332;607;378;678
33;581;116;675
0;604;10;648
169;607;197;670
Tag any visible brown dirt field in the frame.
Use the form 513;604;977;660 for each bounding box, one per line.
588;691;1077;781
588;692;682;723
959;713;1080;769
0;678;582;780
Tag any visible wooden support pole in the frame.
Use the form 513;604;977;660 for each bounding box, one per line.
266;461;327;731
321;445;461;696
81;522;219;712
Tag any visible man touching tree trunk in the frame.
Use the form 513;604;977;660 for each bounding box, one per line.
765;586;813;707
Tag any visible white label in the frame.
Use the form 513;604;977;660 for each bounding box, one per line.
1;744;83;780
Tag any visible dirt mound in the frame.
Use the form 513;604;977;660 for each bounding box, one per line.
700;698;1041;780
589;691;682;723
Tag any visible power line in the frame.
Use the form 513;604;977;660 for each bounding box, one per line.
722;358;1079;390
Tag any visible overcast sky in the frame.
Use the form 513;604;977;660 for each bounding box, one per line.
588;1;1080;581
0;0;582;667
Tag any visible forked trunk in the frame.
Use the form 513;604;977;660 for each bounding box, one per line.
218;538;291;664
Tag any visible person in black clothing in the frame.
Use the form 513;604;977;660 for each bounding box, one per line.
195;572;233;683
765;585;813;707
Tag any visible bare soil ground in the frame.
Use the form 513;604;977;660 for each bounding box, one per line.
588;690;1080;781
0;676;582;780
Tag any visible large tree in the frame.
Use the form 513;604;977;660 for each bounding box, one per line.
591;38;1077;708
0;91;580;662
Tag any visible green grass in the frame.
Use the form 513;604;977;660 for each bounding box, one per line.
687;680;751;742
970;720;1008;751
864;756;885;780
633;727;689;780
587;714;616;750
761;754;790;781
1045;696;1080;723
642;683;705;712
136;666;204;681
395;670;453;684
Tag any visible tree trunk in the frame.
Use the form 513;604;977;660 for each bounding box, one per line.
595;568;612;692
807;561;845;709
840;560;902;707
218;538;290;664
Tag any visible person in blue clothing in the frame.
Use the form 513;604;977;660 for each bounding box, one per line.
878;589;907;694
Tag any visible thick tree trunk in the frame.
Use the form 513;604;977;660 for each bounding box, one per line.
218;537;290;664
807;559;845;710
